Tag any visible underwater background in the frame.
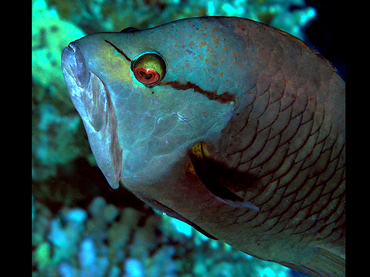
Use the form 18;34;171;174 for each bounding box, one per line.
32;0;344;276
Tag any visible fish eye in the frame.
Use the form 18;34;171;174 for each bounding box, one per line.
131;52;166;86
120;27;139;33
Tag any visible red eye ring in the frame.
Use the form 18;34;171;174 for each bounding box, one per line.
134;67;160;85
131;52;166;86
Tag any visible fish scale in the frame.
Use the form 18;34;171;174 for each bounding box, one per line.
62;16;345;277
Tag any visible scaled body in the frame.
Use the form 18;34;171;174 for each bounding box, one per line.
62;17;345;277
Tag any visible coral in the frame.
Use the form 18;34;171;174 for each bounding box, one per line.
49;0;315;39
124;258;145;277
32;195;293;276
32;0;90;181
32;103;82;180
32;0;85;93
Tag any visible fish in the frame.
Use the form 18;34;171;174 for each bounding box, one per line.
61;16;345;277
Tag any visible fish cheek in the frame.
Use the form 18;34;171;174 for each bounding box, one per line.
88;42;133;87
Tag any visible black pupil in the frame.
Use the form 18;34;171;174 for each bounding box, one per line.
140;71;153;80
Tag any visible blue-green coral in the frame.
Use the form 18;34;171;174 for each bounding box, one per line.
32;0;89;181
32;196;292;277
32;0;316;276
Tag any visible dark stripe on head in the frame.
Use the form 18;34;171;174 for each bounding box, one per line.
161;81;235;104
104;40;132;62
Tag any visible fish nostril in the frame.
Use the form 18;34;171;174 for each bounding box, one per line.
62;42;90;88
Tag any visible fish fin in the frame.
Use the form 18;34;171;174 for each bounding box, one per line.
279;246;345;277
137;195;218;240
189;142;259;212
307;246;345;277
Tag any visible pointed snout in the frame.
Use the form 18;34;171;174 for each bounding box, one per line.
62;42;90;88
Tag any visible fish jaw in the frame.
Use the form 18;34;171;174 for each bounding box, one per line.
62;42;123;189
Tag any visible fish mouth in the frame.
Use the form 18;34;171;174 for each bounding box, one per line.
62;42;123;189
62;43;91;88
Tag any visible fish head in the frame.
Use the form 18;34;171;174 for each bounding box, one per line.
61;20;240;190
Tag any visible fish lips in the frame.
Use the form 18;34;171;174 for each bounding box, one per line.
62;42;123;189
62;43;90;88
